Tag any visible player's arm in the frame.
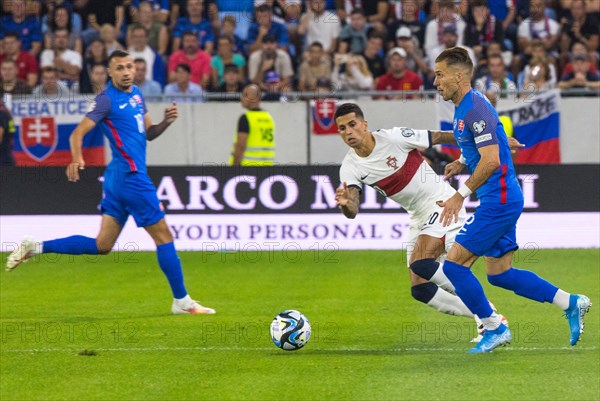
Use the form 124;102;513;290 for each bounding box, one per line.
231;132;248;166
145;102;178;141
430;130;457;145
67;117;97;182
335;182;360;219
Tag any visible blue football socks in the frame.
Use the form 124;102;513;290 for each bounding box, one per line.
488;267;559;303
157;242;188;299
43;236;99;255
443;260;494;318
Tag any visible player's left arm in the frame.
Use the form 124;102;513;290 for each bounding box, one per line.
145;102;178;141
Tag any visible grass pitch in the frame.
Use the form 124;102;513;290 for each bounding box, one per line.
1;249;599;401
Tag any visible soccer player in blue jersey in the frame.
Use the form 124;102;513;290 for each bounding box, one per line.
6;50;215;316
431;47;590;353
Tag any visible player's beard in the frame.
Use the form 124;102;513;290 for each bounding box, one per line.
115;78;133;91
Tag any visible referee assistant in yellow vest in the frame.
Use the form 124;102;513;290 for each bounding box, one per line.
229;84;276;166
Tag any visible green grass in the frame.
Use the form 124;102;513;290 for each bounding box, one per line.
1;249;599;401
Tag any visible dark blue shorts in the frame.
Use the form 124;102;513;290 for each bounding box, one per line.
455;201;524;258
101;170;165;228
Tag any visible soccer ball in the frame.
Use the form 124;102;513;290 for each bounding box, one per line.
270;310;311;351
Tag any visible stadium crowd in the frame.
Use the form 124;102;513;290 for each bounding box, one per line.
0;0;598;101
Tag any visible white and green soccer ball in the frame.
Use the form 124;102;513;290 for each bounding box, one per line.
270;310;311;351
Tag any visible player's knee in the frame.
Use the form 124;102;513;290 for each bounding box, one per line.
409;258;438;281
411;282;438;304
96;240;114;255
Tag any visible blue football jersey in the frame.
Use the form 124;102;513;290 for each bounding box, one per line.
86;82;148;175
0;16;42;52
453;89;522;204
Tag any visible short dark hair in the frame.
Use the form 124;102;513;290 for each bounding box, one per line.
131;24;148;36
334;103;365;122
310;41;324;50
435;47;473;75
3;32;20;41
182;30;198;39
223;64;239;74
218;34;233;44
91;63;106;71
134;58;147;65
108;50;132;65
255;4;272;13
350;8;366;17
176;63;191;73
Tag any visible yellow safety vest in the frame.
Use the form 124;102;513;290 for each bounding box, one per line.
230;110;275;166
500;115;513;137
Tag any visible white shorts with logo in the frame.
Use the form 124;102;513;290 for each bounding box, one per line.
405;204;468;265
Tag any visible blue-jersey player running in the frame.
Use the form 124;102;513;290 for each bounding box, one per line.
431;47;590;353
6;50;215;315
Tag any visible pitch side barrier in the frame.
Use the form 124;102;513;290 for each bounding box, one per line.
1;165;598;251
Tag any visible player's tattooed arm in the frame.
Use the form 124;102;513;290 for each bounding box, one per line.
429;130;456;146
335;182;360;219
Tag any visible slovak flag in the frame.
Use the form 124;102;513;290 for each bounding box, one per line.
311;99;339;135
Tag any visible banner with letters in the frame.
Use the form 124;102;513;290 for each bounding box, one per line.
1;166;598;251
435;90;561;163
8;96;105;166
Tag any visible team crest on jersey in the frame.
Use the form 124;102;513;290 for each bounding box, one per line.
458;119;465;133
400;128;415;137
386;156;399;170
19;117;58;162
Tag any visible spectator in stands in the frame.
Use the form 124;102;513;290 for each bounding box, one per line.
33;66;72;99
127;1;169;56
44;4;82;54
519;39;558;87
256;0;302;26
298;41;331;92
514;0;561;76
424;0;466;61
130;0;170;24
315;76;335;95
560;0;599;57
214;64;245;100
464;0;504;62
558;53;600;91
0;32;39;88
80;0;125;46
86;63;108;95
211;35;245;89
362;32;386;80
170;0;218;32
165;63;205;102
0;0;42;56
520;55;555;95
134;58;163;96
100;24;125;56
0;96;15;166
331;53;374;93
40;28;82;84
42;0;83;35
297;0;341;55
338;9;372;55
427;25;476;70
128;25;167;88
247;4;290;54
172;0;215;53
219;15;247;58
386;0;426;51
168;31;212;89
79;39;108;95
0;59;31;96
248;34;294;94
375;47;423;99
393;26;431;83
561;41;598;76
337;0;388;33
474;53;517;99
215;0;254;41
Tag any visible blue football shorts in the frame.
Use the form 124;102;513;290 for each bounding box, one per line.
455;200;524;258
100;170;165;228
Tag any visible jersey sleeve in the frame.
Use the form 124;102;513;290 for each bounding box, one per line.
340;159;363;192
85;92;111;123
237;114;249;133
392;127;431;152
464;102;499;148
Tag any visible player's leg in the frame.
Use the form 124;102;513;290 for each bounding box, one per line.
485;240;591;346
144;218;215;315
5;215;123;271
408;234;474;317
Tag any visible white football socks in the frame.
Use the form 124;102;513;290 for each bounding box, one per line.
427;288;474;317
480;313;502;331
552;289;571;310
429;262;456;293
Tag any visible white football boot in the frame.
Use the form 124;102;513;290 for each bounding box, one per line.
6;236;39;272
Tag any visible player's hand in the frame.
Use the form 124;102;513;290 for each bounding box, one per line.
67;159;85;182
444;159;465;180
437;192;464;227
335;181;350;207
507;136;525;154
164;102;178;125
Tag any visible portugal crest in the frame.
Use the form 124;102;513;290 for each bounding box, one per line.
386;156;399;170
